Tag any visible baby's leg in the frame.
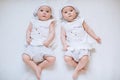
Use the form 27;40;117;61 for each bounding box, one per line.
22;54;40;80
72;55;89;79
64;56;78;67
73;55;89;79
38;56;56;70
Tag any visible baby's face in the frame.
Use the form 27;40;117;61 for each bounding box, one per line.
37;6;52;21
62;6;77;22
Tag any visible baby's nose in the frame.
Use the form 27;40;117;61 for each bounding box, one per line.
68;12;71;15
43;12;46;15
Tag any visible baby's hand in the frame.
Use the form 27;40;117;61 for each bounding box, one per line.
95;37;101;44
43;41;49;47
26;37;31;45
63;44;69;51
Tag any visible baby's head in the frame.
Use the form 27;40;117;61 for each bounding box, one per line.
61;5;79;22
34;4;53;21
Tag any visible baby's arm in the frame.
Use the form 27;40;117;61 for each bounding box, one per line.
43;21;55;47
26;22;32;45
61;27;69;51
82;21;101;43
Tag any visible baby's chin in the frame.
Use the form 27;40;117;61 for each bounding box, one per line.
39;17;50;21
65;17;76;22
66;18;75;22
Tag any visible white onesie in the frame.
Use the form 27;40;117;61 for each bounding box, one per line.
30;18;54;46
62;17;92;62
24;18;55;63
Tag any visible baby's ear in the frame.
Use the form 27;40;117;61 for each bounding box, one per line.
76;12;79;16
50;15;53;19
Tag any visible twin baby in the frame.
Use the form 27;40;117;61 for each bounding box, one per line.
22;3;101;80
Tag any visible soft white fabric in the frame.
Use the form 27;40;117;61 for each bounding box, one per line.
23;18;55;63
65;48;90;62
24;45;54;63
62;17;93;50
30;19;54;46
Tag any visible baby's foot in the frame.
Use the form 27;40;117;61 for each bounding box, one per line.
72;71;79;80
38;67;42;77
35;67;40;80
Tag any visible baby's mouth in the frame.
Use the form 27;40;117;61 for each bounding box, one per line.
42;16;46;17
68;15;72;17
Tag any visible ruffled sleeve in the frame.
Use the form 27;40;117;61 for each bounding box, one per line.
30;18;36;26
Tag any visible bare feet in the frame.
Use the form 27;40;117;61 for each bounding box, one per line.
38;67;42;79
72;70;79;80
72;67;87;80
35;67;41;80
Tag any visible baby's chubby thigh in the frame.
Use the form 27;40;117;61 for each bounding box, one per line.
23;45;45;63
64;49;76;63
22;45;35;62
22;53;31;63
42;46;56;64
78;49;90;61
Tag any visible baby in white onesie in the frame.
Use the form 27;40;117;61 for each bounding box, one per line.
61;4;101;79
22;4;56;80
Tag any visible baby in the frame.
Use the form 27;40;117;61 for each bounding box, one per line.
61;4;101;79
22;4;56;80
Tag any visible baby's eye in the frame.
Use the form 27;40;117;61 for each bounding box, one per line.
46;11;49;13
70;10;73;12
40;10;43;12
64;11;67;13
